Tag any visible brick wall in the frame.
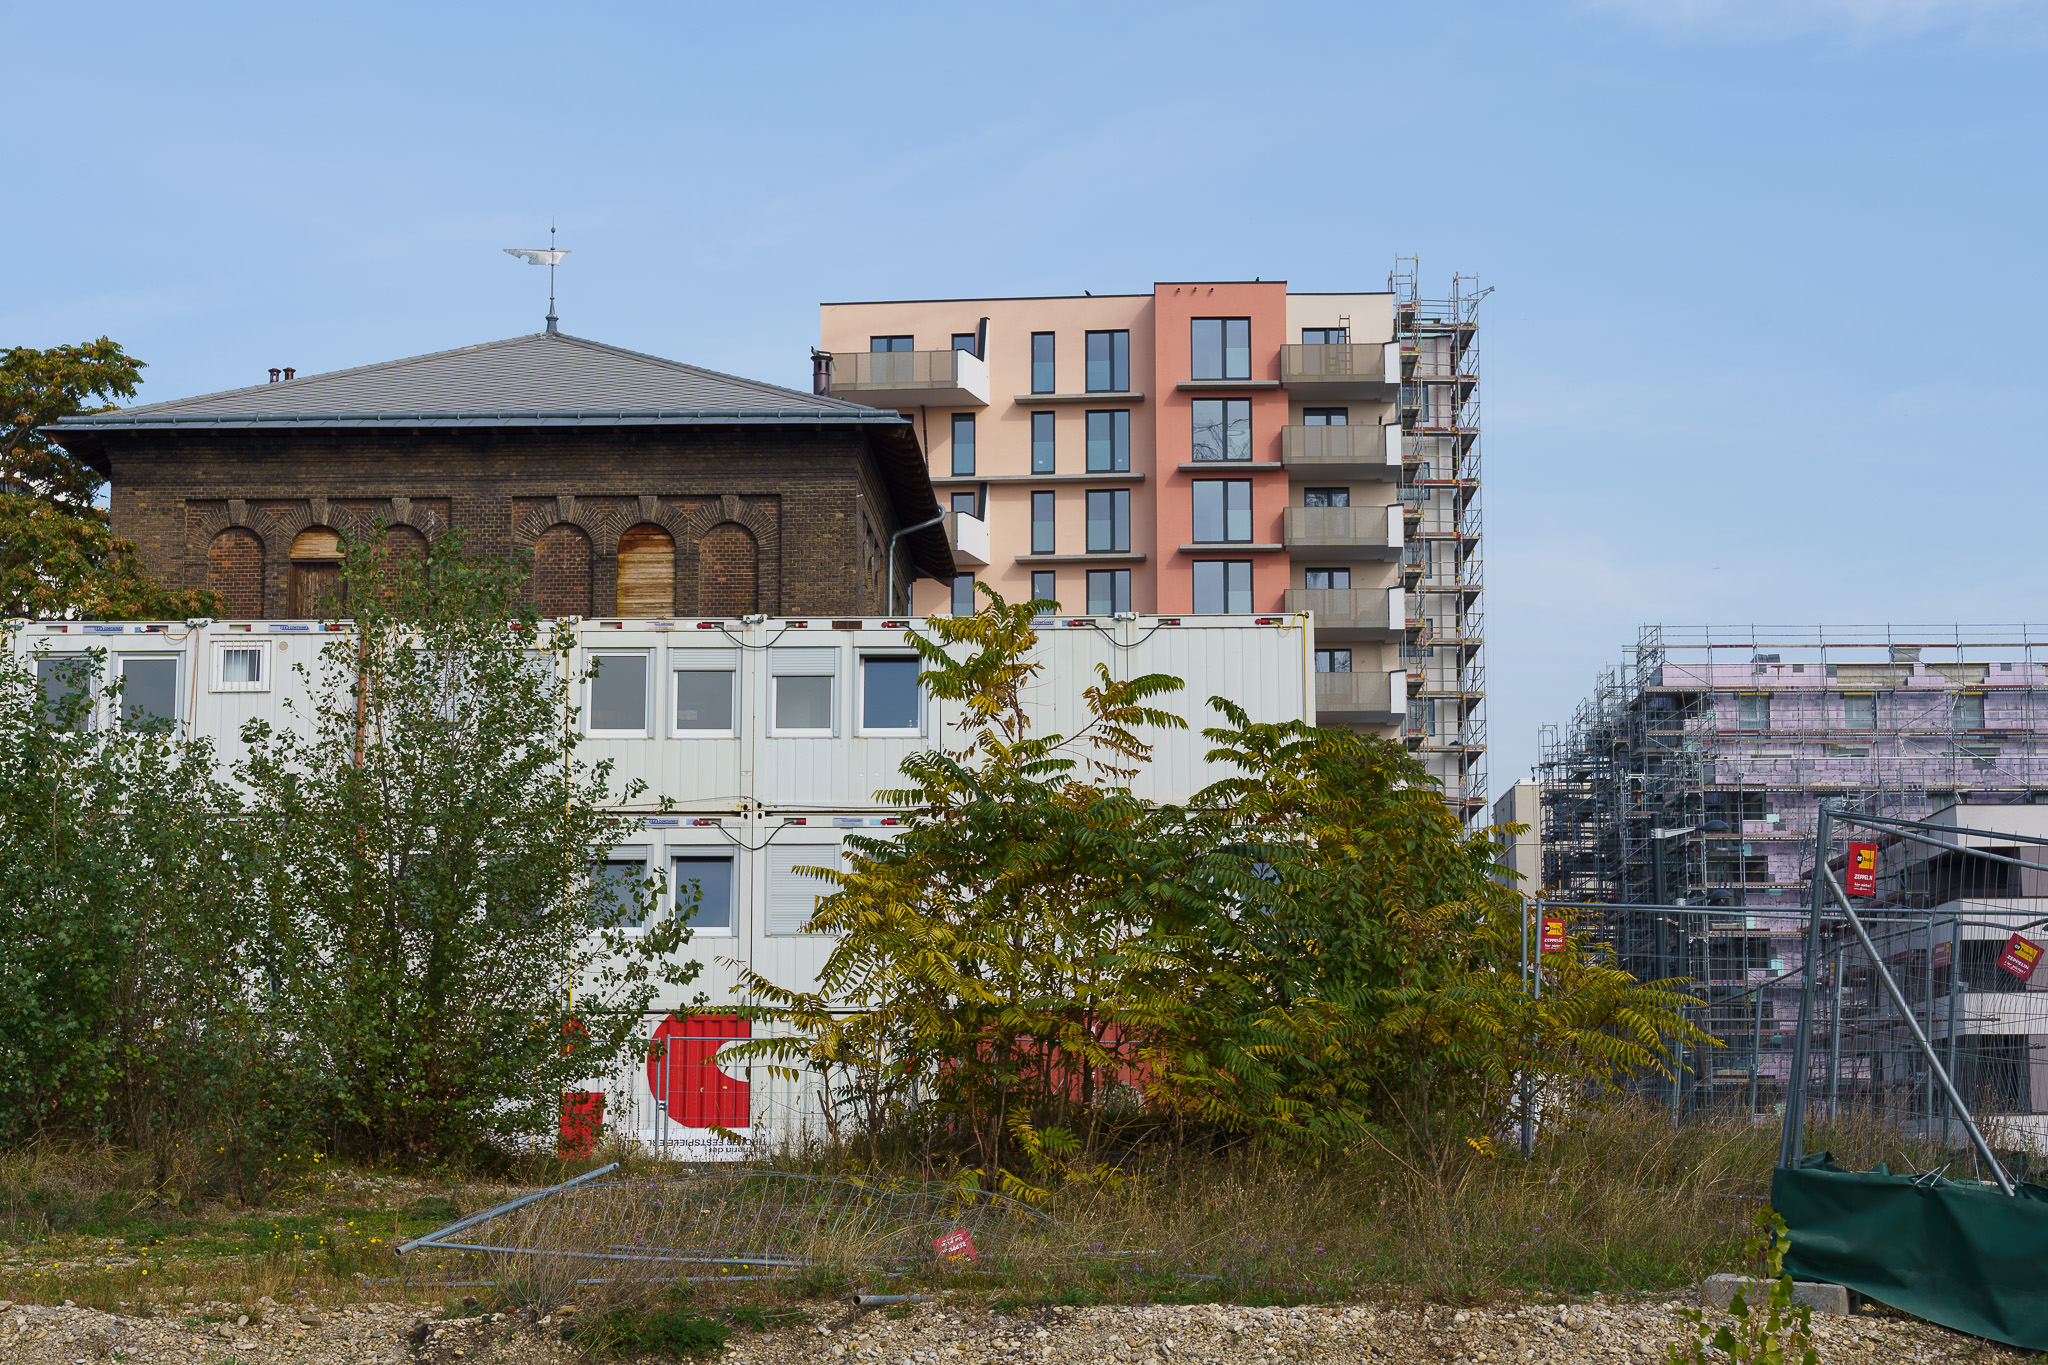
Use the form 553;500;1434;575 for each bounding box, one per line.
109;425;919;619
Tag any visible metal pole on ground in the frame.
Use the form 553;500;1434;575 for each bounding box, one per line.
1779;804;1834;1168
1750;985;1764;1119
1827;942;1843;1121
1925;920;1937;1127
1945;914;1961;1150
1521;900;1535;1158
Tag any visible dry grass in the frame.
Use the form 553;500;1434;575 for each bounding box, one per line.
0;1104;1966;1322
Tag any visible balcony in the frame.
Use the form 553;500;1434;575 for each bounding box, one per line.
1280;423;1401;480
1282;586;1402;641
828;349;990;409
1280;342;1399;400
947;511;990;567
1281;506;1401;561
1315;668;1404;728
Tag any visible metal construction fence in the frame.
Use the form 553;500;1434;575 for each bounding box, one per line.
1526;801;2048;1167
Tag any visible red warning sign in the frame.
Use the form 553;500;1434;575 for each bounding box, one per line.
932;1228;979;1262
1846;843;1878;897
1999;934;2042;983
1540;917;1567;954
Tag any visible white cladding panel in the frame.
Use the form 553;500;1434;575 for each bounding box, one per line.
9;616;1309;1007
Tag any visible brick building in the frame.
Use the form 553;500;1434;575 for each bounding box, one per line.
49;329;953;619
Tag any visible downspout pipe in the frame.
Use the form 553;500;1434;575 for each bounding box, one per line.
886;512;948;615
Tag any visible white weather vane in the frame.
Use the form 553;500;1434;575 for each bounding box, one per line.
504;224;571;333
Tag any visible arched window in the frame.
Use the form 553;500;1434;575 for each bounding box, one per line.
207;527;264;618
615;523;676;617
534;524;593;618
288;527;344;618
698;523;757;617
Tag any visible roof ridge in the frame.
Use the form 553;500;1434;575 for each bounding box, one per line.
111;332;554;417
544;332;875;412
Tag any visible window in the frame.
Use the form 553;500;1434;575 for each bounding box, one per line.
1031;332;1056;393
870;335;913;352
952;332;978;354
1192;561;1253;614
1031;411;1056;473
1086;569;1130;615
1303;487;1350;508
860;656;921;732
1086;330;1129;392
592;849;652;930
119;657;178;727
951;574;977;616
36;656;93;730
1302;407;1349;426
1301;327;1349;345
672;856;735;936
588;652;650;736
1191;317;1251;380
771;648;837;734
1736;693;1770;731
1191;398;1251;462
1192;480;1252;543
213;641;270;692
1315;648;1353;673
1304;567;1351;590
951;490;980;518
1086;489;1130;553
767;844;841;935
1954;693;1986;730
951;413;976;476
673;661;736;735
1031;491;1056;554
1030;571;1058;607
1086;410;1130;472
1843;693;1876;730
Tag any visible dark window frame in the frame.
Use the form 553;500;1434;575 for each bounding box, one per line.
1030;490;1056;554
1031;332;1056;393
1191;397;1252;462
951;412;976;477
1086;488;1131;554
1086;409;1131;472
1191;316;1251;380
1085;330;1130;392
1191;479;1254;544
1031;411;1057;474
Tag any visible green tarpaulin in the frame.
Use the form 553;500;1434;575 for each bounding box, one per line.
1773;1152;2048;1351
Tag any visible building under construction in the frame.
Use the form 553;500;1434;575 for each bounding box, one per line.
1536;626;2048;1109
1393;260;1487;820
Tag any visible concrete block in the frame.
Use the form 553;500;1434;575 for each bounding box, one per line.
1700;1274;1853;1316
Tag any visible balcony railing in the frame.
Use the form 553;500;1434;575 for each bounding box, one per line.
1282;586;1399;638
1280;342;1399;398
1279;423;1401;477
827;349;991;408
1315;668;1399;726
1281;506;1399;560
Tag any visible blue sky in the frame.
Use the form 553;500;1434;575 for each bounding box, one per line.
7;0;2044;791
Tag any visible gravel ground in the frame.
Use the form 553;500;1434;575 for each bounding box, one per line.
0;1293;2033;1364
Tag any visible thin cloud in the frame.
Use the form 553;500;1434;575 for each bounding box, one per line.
1580;0;2036;40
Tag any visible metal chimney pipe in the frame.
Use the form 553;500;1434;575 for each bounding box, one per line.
811;348;833;396
268;368;281;383
282;367;295;380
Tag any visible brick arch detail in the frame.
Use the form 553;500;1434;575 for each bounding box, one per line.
696;523;759;618
207;527;265;618
532;523;594;618
678;495;781;616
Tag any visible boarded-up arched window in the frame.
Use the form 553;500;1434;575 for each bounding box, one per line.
616;524;676;617
534;523;593;618
208;527;264;618
288;527;344;618
698;523;758;617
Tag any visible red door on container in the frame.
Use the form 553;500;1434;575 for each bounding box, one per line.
646;1014;750;1127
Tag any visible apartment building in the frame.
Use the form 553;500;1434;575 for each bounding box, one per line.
818;265;1487;817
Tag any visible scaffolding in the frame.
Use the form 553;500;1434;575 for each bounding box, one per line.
1537;625;2048;1107
1392;257;1487;821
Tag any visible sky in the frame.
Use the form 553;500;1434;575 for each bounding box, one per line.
6;0;2045;793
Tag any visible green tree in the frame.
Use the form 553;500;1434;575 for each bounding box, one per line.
1;339;219;618
236;529;699;1159
0;636;282;1183
1147;707;1711;1166
729;586;1198;1196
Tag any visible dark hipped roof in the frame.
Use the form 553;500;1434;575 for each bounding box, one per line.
51;330;951;576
